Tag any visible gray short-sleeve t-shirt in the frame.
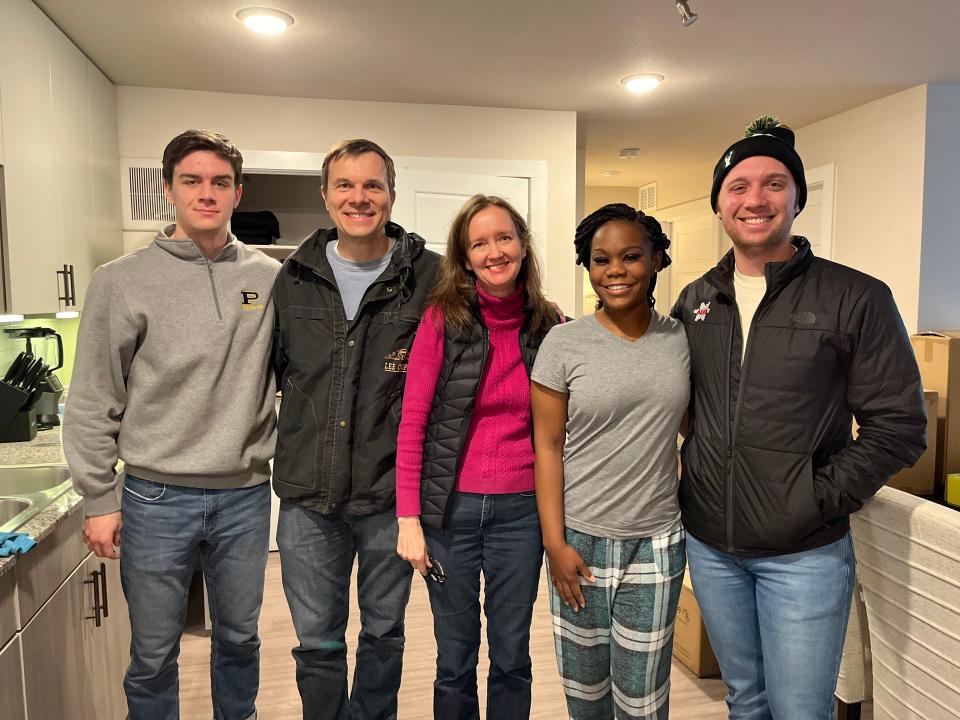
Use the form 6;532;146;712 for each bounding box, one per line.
531;311;690;539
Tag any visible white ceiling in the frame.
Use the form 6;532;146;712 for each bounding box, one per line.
34;0;960;188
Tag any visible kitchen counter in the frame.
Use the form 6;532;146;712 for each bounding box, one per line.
0;424;81;576
0;425;65;466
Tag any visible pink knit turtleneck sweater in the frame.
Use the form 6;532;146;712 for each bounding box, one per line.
395;284;535;517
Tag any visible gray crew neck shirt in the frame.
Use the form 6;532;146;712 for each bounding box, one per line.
326;238;396;321
531;311;690;539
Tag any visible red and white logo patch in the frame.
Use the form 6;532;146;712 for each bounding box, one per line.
693;301;711;322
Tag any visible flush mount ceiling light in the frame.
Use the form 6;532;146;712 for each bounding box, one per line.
599;170;622;177
236;7;294;35
620;73;665;93
676;0;698;27
619;148;641;160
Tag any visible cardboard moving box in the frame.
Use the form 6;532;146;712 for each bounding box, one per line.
673;572;721;678
910;332;960;489
888;390;938;495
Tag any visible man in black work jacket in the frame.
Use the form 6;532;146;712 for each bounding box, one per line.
272;139;440;720
671;116;926;720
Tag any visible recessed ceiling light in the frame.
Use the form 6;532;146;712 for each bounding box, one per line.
237;7;294;35
55;311;80;319
620;73;665;93
619;148;641;160
599;170;622;177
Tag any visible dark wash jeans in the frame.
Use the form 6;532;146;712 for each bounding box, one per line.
120;475;270;720
423;491;544;720
276;501;413;720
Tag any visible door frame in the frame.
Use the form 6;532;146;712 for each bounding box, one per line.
243;150;548;262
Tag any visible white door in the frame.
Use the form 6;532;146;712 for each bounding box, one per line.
790;163;835;260
658;198;721;310
391;169;530;257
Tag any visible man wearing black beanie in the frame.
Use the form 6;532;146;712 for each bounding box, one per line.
671;116;927;719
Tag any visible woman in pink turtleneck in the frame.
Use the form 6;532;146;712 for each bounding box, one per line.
396;195;560;719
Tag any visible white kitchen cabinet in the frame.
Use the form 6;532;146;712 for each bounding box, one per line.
50;25;94;311
0;83;5;165
74;64;124;309
0;0;62;315
0;0;121;314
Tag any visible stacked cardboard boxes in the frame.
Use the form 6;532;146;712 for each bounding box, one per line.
673;573;720;678
888;390;938;495
910;332;960;495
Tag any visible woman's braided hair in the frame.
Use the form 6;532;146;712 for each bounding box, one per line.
574;203;672;308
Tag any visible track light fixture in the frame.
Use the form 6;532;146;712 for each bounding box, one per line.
676;0;698;27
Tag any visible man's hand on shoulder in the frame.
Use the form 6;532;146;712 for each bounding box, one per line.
83;512;122;559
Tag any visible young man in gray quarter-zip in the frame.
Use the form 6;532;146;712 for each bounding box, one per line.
64;130;279;720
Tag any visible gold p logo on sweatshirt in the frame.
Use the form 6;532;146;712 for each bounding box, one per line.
241;290;264;311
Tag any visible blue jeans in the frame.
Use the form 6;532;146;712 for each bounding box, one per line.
276;501;413;720
120;475;270;720
684;532;856;720
423;491;543;720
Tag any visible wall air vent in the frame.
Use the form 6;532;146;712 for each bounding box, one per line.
121;161;175;230
639;182;658;212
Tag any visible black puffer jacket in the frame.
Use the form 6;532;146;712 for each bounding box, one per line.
419;297;552;530
672;238;926;556
272;223;440;516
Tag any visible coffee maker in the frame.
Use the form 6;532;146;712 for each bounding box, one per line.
3;327;64;429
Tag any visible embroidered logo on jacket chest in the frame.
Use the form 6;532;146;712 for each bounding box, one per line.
693;301;711;322
241;290;265;312
384;348;409;373
791;311;817;327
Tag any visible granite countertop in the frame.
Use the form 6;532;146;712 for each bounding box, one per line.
0;424;82;576
0;424;66;466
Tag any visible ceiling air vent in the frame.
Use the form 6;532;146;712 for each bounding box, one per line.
639;182;657;212
121;161;175;230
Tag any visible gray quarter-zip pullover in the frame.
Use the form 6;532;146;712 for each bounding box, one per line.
64;226;281;516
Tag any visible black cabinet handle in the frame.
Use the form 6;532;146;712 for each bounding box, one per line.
56;266;67;306
99;561;109;618
84;568;102;627
69;264;76;306
56;264;77;307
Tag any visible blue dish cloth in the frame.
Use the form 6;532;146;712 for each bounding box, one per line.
0;532;37;557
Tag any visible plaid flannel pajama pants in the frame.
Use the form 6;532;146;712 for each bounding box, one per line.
548;520;686;719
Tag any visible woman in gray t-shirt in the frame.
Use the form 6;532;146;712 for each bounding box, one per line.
531;203;689;720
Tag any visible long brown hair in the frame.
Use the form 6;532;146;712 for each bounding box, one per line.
427;195;556;334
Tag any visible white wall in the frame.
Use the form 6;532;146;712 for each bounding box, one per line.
584;186;640;213
653;160;714;212
797;86;927;332
918;84;960;332
117;87;578;309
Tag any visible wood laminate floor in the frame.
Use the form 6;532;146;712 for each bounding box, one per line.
178;553;868;719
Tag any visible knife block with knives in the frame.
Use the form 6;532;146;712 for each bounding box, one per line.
0;351;48;442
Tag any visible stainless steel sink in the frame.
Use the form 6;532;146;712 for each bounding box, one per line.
0;465;72;496
0;464;73;532
0;498;32;526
